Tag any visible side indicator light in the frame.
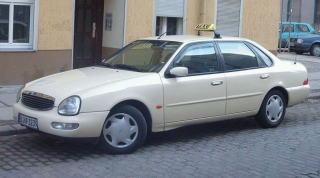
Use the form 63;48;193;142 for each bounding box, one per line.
156;105;163;109
303;79;308;85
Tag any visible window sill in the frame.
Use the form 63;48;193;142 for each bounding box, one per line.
0;48;36;53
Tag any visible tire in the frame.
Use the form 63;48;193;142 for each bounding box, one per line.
99;105;148;154
311;44;320;57
255;90;287;128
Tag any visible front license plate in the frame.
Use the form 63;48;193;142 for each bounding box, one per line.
18;114;38;130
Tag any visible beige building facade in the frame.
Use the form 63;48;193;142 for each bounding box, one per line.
0;0;281;85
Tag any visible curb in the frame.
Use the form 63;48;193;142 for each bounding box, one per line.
0;124;31;136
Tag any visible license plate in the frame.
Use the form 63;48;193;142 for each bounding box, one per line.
18;114;38;130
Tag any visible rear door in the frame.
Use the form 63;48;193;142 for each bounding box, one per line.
217;41;272;115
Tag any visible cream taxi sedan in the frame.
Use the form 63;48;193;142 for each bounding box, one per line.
14;35;309;154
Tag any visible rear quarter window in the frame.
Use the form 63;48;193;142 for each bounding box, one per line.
247;43;273;67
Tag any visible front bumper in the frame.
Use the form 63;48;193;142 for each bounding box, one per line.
13;102;109;138
289;43;310;52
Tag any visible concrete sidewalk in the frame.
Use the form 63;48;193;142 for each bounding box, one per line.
0;53;319;136
0;85;28;136
278;53;320;98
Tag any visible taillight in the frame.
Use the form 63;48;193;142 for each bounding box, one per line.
303;79;308;85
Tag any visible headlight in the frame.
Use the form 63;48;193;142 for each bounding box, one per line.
297;39;303;44
58;96;81;116
16;85;25;102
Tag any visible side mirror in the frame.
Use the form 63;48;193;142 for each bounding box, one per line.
169;67;188;77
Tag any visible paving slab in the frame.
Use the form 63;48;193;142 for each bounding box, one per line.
0;107;13;121
278;53;320;63
0;93;17;106
0;85;22;94
11;124;30;134
0;125;16;136
309;72;320;80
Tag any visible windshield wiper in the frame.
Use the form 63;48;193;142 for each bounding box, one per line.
97;62;114;68
113;64;143;72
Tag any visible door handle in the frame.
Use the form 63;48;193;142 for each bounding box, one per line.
211;80;223;86
260;74;270;79
92;22;96;38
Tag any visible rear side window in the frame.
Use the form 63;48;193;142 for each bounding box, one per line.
218;42;258;71
248;44;273;67
296;24;310;32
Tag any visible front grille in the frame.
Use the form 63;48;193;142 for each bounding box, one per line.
21;91;55;110
290;38;297;43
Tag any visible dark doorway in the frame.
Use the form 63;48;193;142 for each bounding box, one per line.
73;0;104;68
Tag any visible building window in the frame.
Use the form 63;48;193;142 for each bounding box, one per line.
156;17;183;36
155;0;185;36
0;0;36;51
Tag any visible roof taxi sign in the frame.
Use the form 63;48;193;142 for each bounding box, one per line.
195;24;216;31
195;24;221;38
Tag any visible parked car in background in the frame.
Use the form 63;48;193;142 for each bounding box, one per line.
290;33;320;56
280;22;315;48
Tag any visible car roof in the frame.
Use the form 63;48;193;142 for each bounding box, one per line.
142;35;245;43
281;22;310;25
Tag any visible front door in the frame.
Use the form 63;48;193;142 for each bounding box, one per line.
73;0;104;68
162;42;226;123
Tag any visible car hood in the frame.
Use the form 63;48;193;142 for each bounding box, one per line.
24;66;149;104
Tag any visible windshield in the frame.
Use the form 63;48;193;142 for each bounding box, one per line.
101;40;182;72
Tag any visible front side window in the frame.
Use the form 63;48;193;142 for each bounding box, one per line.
296;24;310;33
0;0;35;50
218;42;258;71
102;40;182;72
173;42;219;75
282;24;294;33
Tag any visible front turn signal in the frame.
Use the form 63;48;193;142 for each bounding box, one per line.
303;79;309;85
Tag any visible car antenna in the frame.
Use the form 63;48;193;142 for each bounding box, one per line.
213;30;221;39
157;32;167;39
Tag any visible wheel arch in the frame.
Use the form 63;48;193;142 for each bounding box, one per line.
109;99;152;134
311;41;320;50
267;86;289;105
